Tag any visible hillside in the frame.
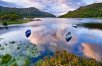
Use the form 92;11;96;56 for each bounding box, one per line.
0;6;56;18
59;3;102;18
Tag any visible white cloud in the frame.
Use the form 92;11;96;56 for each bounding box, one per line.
82;0;95;4
1;0;86;16
95;0;102;3
2;0;43;9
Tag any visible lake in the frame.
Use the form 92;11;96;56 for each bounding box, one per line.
0;18;102;65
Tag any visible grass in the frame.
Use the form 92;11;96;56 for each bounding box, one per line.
36;50;102;66
78;23;102;30
1;54;12;64
0;54;30;66
0;19;31;25
0;49;102;66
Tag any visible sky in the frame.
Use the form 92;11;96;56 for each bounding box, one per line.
0;0;102;16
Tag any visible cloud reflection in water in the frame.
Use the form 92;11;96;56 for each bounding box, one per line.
28;23;102;61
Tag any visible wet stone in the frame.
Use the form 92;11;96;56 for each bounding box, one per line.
9;41;16;44
65;32;72;42
25;30;31;38
72;24;77;28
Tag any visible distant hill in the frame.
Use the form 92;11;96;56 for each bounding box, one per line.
59;3;102;18
0;6;56;18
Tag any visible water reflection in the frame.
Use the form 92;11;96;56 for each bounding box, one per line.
27;19;102;61
82;43;102;61
0;18;102;63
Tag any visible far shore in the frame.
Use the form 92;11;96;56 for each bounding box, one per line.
78;23;102;30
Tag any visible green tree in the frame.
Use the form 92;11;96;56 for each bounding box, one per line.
2;22;8;29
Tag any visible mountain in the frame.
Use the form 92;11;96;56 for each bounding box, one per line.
0;6;56;18
59;3;102;18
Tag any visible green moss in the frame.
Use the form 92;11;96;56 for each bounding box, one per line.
1;54;12;64
32;51;35;54
23;58;30;66
11;62;18;66
0;47;4;50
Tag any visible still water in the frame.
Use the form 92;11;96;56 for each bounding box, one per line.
0;18;102;64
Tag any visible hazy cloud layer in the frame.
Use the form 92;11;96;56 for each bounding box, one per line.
0;0;21;7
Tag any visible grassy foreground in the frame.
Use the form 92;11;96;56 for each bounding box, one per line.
36;50;102;66
0;50;102;66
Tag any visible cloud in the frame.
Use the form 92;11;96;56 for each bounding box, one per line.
95;0;102;3
28;0;86;16
1;0;43;9
1;0;86;16
0;0;21;7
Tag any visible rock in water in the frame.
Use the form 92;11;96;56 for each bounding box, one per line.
72;24;77;28
25;30;31;38
65;32;72;42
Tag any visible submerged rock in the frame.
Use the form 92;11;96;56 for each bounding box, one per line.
72;24;77;28
9;41;16;44
25;30;31;38
65;32;72;42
